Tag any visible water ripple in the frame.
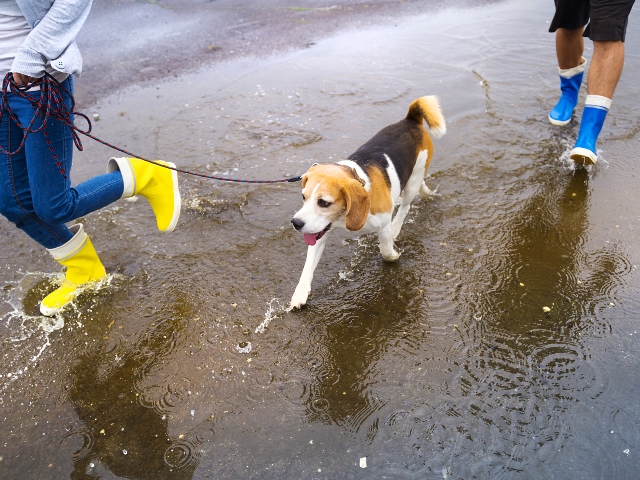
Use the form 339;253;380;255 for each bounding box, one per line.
584;247;633;303
528;342;604;398
164;438;203;471
59;428;94;463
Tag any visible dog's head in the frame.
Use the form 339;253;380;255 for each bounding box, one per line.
291;163;370;245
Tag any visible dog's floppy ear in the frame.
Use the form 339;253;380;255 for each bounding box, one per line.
301;163;319;189
343;178;370;231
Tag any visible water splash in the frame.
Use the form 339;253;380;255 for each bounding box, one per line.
255;298;286;333
1;271;124;379
2;273;66;370
557;144;609;172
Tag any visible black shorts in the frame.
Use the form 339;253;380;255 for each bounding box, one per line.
549;0;636;42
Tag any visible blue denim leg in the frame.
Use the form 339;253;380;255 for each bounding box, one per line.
0;111;74;248
0;77;124;249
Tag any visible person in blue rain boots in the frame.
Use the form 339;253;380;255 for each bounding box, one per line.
548;0;635;165
548;57;586;126
570;95;611;164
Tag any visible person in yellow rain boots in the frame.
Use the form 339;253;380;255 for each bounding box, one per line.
39;224;107;317
35;158;181;316
0;2;181;315
0;148;180;316
108;158;181;233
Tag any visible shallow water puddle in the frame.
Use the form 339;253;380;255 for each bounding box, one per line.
2;0;640;478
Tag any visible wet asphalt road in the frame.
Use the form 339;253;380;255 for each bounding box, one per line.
77;0;499;105
4;0;640;478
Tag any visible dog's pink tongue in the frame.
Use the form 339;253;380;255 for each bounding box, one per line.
304;233;317;246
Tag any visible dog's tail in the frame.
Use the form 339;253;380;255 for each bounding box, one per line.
406;96;446;138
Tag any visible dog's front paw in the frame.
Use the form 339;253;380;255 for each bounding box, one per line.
289;286;310;310
382;249;401;262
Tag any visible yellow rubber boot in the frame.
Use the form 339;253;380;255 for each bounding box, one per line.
108;157;181;232
40;224;107;316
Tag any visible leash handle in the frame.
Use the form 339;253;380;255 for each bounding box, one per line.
0;73;302;184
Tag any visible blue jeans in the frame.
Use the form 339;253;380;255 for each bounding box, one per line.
0;77;124;249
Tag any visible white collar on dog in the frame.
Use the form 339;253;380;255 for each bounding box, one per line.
337;160;369;190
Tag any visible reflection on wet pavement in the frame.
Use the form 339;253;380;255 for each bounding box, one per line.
2;0;640;478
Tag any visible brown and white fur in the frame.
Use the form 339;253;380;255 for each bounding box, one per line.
290;96;446;309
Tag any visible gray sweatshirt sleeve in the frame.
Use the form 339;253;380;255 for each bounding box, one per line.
11;0;93;78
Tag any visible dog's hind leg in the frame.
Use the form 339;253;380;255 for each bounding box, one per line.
391;176;424;241
391;194;412;241
290;236;328;309
392;149;429;240
419;181;437;200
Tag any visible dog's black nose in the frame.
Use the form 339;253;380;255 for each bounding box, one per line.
291;218;305;231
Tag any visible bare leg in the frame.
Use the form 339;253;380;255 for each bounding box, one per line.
569;43;623;165
550;28;587;125
556;28;584;69
588;40;624;98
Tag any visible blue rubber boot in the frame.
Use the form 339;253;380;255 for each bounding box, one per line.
548;58;586;126
570;95;611;165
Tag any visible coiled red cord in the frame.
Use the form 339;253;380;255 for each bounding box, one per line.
0;73;302;184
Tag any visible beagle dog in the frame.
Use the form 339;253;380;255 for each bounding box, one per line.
290;96;446;309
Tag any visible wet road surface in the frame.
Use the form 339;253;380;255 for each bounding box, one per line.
75;0;500;105
2;0;640;478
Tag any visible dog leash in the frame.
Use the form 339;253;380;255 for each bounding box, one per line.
0;73;302;184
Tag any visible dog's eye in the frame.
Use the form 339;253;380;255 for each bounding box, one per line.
317;199;332;208
302;193;306;201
